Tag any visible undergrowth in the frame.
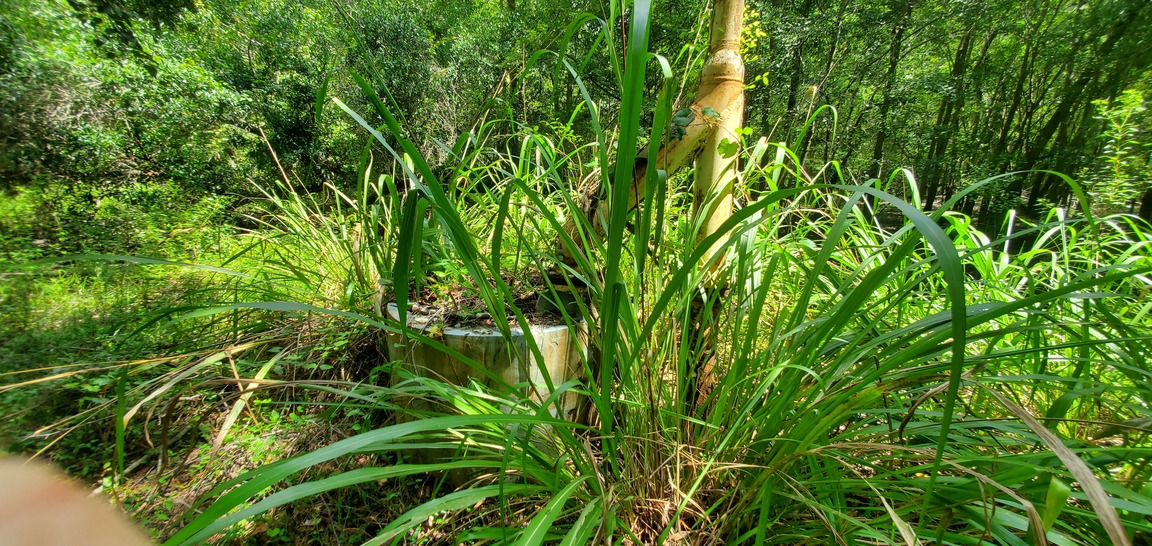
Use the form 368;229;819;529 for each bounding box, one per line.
3;1;1152;545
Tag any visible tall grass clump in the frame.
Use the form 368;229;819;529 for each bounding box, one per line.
152;3;1152;545
9;1;1148;544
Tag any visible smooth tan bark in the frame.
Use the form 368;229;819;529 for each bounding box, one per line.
557;0;745;277
549;0;747;429
693;0;744;282
685;0;744;422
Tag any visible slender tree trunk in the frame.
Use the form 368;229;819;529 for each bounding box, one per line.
551;4;744;428
1017;4;1143;174
1139;189;1152;223
783;0;814;141
555;2;745;275
993;26;1037;166
686;0;745;424
923;28;973;209
693;0;745;276
869;0;913;179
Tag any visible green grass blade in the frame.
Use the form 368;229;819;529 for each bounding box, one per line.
515;476;591;546
364;484;546;546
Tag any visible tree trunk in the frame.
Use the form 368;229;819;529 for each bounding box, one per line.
1138;188;1152;224
555;2;745;277
686;0;744;422
869;0;913;179
693;0;745;278
922;28;973;209
1017;4;1144;174
783;0;815;142
551;0;745;425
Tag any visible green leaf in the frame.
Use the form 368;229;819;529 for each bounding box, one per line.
668;108;694;141
516;476;590;546
165;414;573;546
718;138;739;158
1043;476;1072;531
365;484;545;546
671;108;694;126
559;498;603;546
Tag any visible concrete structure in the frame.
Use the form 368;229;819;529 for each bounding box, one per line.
385;303;586;420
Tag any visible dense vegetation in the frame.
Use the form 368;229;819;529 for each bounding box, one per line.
2;0;1151;544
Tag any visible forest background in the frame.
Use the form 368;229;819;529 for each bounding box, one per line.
3;0;1150;240
2;0;1152;544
